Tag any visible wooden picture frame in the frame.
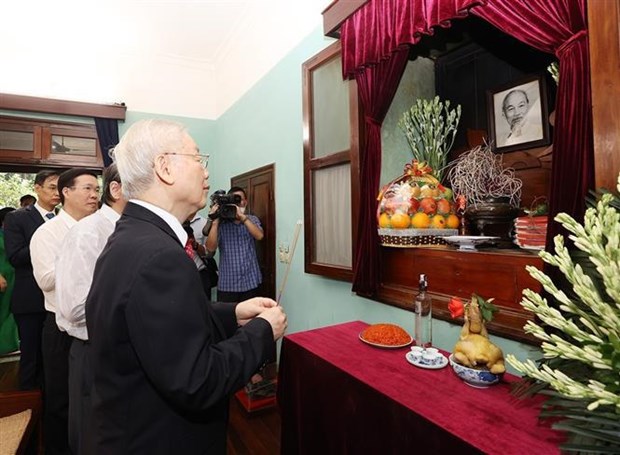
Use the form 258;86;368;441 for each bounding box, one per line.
487;74;550;153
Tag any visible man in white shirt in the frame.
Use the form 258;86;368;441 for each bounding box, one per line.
30;168;99;455
55;164;126;455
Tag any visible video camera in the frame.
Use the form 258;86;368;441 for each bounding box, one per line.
209;190;242;221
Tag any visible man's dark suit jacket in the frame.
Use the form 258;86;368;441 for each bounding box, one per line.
85;202;274;454
4;205;45;314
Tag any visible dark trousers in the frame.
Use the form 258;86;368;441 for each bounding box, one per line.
13;311;46;390
217;287;260;303
69;338;93;455
42;312;72;455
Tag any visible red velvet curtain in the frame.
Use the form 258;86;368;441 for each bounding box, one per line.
470;0;593;251
342;0;593;295
352;46;409;296
341;0;483;79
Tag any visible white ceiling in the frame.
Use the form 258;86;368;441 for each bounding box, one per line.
1;0;333;119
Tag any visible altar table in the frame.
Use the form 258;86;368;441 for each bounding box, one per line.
277;321;563;454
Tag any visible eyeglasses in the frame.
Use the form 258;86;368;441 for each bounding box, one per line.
70;185;100;195
163;153;209;168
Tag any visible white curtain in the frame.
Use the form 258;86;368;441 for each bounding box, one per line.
313;163;352;267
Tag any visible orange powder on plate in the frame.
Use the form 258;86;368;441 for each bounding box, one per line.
361;323;410;345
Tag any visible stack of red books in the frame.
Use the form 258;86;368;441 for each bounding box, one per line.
514;216;547;250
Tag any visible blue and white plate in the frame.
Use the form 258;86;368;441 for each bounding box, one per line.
405;351;448;370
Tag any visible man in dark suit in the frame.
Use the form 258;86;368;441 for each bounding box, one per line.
4;169;60;389
85;119;287;454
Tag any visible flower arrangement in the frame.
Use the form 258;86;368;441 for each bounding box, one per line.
447;143;522;208
547;61;559;85
398;96;461;182
507;174;620;452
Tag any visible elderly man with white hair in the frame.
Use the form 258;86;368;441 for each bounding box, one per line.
85;119;287;454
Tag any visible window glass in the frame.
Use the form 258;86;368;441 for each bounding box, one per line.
0;130;34;152
312;163;352;267
51;135;97;157
312;56;351;158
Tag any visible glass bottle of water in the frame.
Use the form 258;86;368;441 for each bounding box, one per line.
413;273;432;347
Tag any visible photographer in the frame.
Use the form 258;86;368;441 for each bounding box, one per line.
205;187;263;302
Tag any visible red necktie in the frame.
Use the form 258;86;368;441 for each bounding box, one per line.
184;239;195;259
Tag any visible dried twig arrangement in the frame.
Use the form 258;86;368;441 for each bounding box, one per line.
447;144;522;207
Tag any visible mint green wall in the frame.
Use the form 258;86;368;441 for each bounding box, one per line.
212;25;541;373
120;111;216;160
380;57;435;186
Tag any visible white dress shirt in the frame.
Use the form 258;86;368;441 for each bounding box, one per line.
55;204;120;340
130;199;187;245
30;209;78;314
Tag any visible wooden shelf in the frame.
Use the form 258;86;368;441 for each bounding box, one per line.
377;245;543;344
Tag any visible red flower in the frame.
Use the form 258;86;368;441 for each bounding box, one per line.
448;297;464;318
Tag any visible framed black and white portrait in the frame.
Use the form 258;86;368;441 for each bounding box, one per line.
487;75;550;153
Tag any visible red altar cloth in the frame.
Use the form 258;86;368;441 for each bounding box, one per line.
278;320;563;454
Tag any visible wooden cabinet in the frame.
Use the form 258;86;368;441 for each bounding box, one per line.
377;246;543;343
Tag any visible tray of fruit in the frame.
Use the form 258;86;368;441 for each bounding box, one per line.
377;166;459;247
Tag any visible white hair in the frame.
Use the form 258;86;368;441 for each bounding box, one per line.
112;119;188;199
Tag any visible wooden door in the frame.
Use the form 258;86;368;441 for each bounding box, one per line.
588;0;620;191
231;164;275;299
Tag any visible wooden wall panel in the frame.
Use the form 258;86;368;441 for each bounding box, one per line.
588;0;620;191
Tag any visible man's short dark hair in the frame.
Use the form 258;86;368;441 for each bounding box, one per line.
102;164;121;206
228;186;247;199
19;194;36;205
34;169;61;186
57;168;99;204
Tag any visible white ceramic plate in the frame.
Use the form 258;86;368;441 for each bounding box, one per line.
405;351;448;369
443;236;499;251
359;332;412;349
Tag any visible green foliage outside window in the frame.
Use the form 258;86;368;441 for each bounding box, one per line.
0;173;36;208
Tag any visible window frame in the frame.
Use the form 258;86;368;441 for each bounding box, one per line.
302;40;362;281
0;115;103;168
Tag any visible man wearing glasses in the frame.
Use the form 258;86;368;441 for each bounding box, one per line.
85;119;286;454
5;170;60;391
30;168;99;455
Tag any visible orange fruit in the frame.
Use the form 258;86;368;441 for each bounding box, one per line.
378;212;391;228
436;198;451;215
390;212;411;229
446;214;460;229
431;215;446;229
411;212;431;229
